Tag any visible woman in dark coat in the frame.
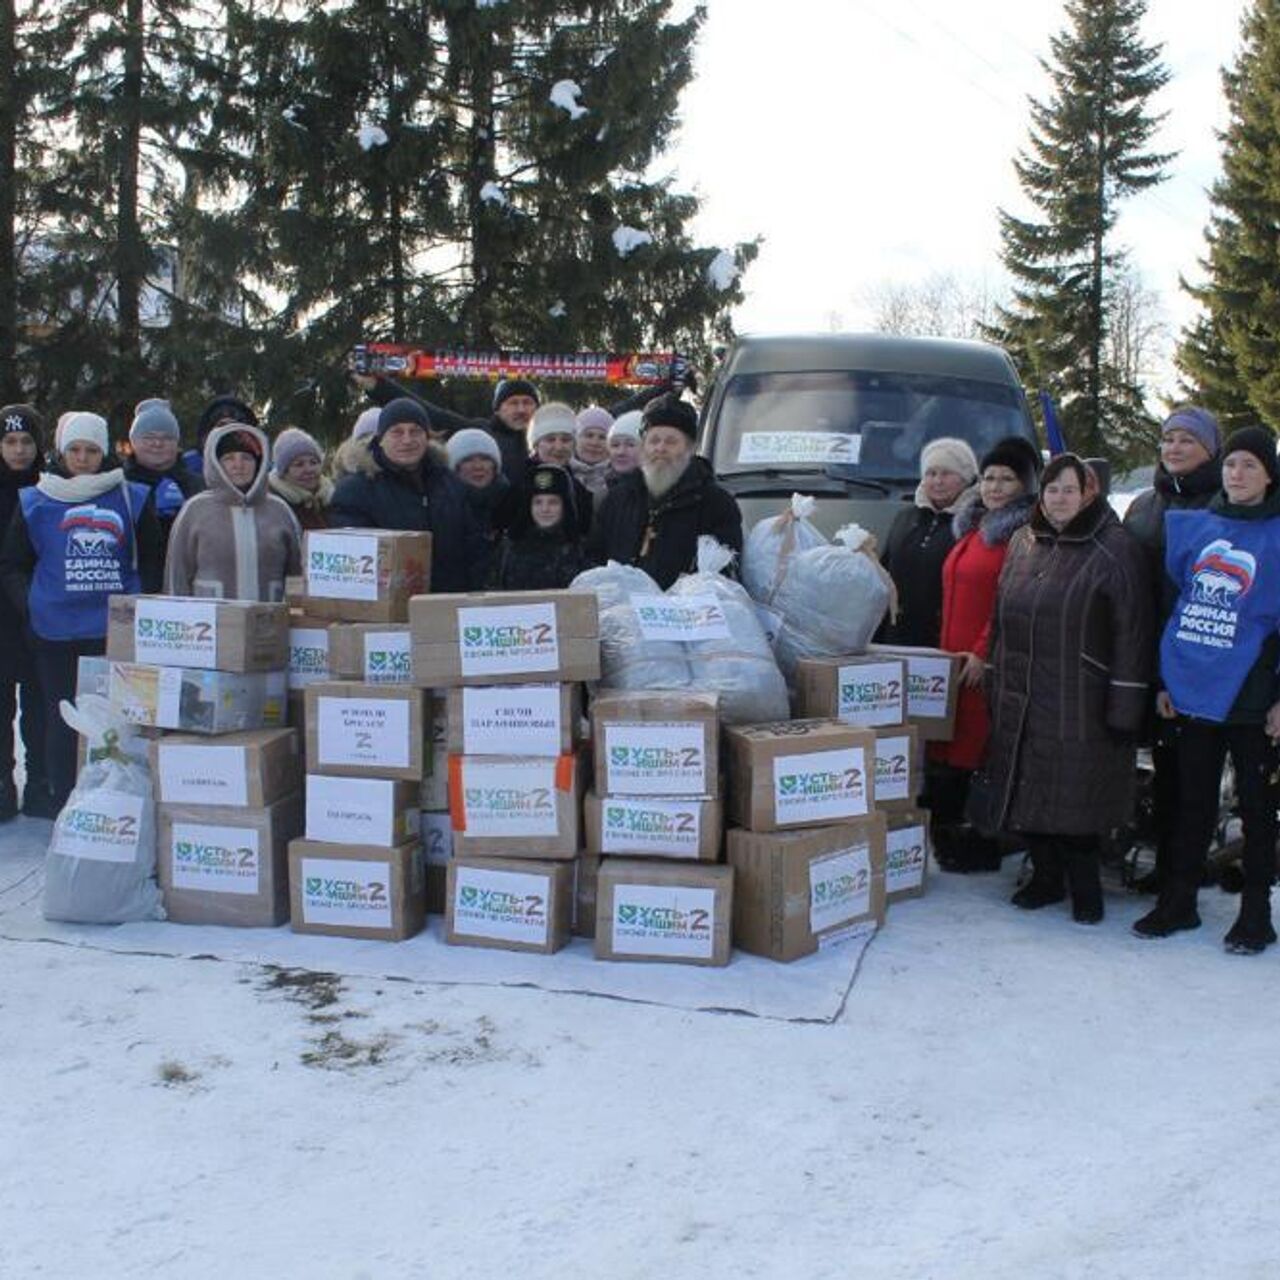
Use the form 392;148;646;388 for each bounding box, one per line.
972;454;1153;924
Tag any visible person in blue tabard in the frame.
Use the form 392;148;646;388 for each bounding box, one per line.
124;399;204;570
1135;426;1280;952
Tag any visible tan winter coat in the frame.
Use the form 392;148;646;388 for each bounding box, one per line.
164;424;303;601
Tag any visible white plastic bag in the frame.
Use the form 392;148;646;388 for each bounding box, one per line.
741;494;829;604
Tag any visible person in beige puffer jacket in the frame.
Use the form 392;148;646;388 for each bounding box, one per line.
164;423;302;601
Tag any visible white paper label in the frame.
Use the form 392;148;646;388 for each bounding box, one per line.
421;811;453;866
170;822;260;895
363;631;412;685
603;723;709;795
52;789;146;864
836;660;905;727
307;532;379;601
300;857;392;928
599;797;702;858
316;697;411;770
875;733;912;803
288;627;330;690
157;744;248;806
772;747;870;824
133;598;220;668
610;884;716;958
905;655;953;719
886;823;928;894
754;602;784;647
452;865;551;945
461;685;563;756
630;594;731;642
809;844;872;933
457;603;560;676
737;431;861;466
306;775;398;845
459;758;559;837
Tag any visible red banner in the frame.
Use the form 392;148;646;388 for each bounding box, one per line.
352;343;678;386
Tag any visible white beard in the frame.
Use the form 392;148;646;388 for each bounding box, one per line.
642;452;692;498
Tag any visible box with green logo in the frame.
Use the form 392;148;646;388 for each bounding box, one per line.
150;728;302;808
724;719;876;832
301;530;431;624
445;856;573;954
287;837;426;941
409;590;600;687
326;623;414;685
446;683;581;757
885;808;930;904
594;859;734;966
726;815;888;962
583;790;723;861
865;644;960;742
419;694;449;810
794;655;907;728
287;623;331;691
107;595;290;672
157;793;303;926
590;690;720;798
448;752;584;860
304;682;427;781
873;724;919;813
305;774;420;847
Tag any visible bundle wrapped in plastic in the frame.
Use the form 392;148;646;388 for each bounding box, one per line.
742;493;829;604
771;523;896;678
669;537;790;724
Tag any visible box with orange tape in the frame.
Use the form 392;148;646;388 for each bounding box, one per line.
447;752;584;860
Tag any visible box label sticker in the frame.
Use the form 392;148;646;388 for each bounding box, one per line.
886;823;927;893
288;627;330;690
603;722;708;794
772;747;870;824
420;811;453;866
157;744;248;806
133;598;219;669
306;775;396;845
300;857;392;928
611;884;715;958
737;431;861;466
171;822;260;895
306;532;379;601
52;789;146;864
460;759;559;837
316;697;411;769
363;631;412;685
457;603;559;676
452;865;551;945
874;734;912;803
836;660;904;727
905;655;952;719
600;798;702;858
461;685;563;756
809;843;872;933
630;594;731;642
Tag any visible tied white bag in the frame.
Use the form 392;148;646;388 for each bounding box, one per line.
741;493;829;605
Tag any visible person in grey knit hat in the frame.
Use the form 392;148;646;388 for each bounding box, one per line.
269;427;332;531
124;397;204;566
447;427;510;541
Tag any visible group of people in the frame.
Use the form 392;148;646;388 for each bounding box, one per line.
880;408;1280;954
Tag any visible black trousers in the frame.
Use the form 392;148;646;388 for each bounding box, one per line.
33;636;105;808
0;643;47;792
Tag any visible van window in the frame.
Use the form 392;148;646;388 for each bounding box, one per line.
711;369;1031;479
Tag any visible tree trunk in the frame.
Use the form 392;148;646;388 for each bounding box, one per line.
116;0;146;409
0;0;18;400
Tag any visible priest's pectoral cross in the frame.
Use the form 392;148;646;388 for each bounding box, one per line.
638;518;657;560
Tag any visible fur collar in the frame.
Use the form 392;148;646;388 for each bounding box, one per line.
952;491;1035;546
269;472;334;509
913;477;977;512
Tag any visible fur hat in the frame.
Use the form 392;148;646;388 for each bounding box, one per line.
352;406;381;440
272;427;323;477
920;436;979;483
608;410;643;443
129;399;180;443
494;378;540;411
1162;405;1222;459
1222;426;1279;488
528;402;577;447
980;435;1042;493
576;405;614;436
517;463;581;538
60;411;109;456
641;393;697;440
1;403;43;447
447;427;502;471
377;397;432;437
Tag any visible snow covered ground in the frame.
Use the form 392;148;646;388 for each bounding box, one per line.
2;818;1277;1280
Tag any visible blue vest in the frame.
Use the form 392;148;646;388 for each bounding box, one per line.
20;479;147;641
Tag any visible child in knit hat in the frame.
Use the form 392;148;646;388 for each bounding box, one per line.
268;427;333;531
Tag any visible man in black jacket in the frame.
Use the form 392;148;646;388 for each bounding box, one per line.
586;394;742;588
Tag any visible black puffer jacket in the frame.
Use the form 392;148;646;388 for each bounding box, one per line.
492;528;588;591
0;460;39;674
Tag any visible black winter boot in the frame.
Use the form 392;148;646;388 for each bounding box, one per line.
21;782;58;820
940;826;1003;874
1012;842;1065;909
1132;883;1201;938
1066;849;1104;925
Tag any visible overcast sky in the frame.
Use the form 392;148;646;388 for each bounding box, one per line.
669;0;1251;391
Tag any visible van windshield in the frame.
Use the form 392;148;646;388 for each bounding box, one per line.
711;369;1032;480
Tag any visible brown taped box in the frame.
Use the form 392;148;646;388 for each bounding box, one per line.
107;594;289;672
873;724;919;813
724;719;876;832
157;793;303;927
305;774;420;847
303;682;427;781
794;655;907;728
445;856;573;954
419;694;449;810
150;728;301;808
409;589;600;687
583;790;723;862
446;683;580;757
885;808;930;904
865;644;960;742
594;859;734;967
326;623;414;684
590;690;720;798
574;853;601;939
287;838;425;941
420;810;452;914
726;815;888;962
447;752;584;860
301;529;431;623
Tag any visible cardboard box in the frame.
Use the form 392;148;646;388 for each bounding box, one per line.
151;728;302;808
419;694;449;810
305;774;420;847
594;859;734;967
421;810;453;914
873;724;919;813
726;815;888;961
409;590;600;687
885;808;930;904
446;683;580;757
157;794;303;926
303;682;427;781
574;853;601;939
866;644;960;741
288;838;426;941
583;791;723;861
326;623;414;685
794;655;907;728
302;529;431;623
590;691;719;798
444;856;573;954
447;753;582;860
724;719;876;832
107;594;289;672
287;625;331;691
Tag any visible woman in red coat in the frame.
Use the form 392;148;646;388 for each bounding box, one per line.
930;436;1041;871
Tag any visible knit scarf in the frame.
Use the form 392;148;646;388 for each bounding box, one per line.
36;468;128;503
269;471;334;511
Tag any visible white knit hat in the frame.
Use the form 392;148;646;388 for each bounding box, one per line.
528;401;578;447
576;405;613;435
352;406;380;440
608;410;643;443
920;436;979;483
447;427;502;471
60;411;109;456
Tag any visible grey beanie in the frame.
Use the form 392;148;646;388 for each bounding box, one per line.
447;427;502;471
129;400;180;443
272;427;324;477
